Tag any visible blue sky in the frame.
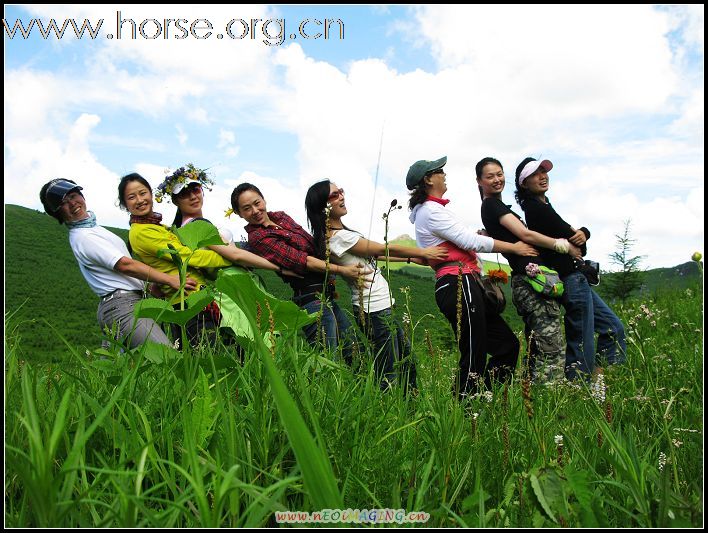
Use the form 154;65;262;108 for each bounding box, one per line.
4;5;704;268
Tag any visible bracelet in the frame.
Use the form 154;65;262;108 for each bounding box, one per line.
553;238;570;254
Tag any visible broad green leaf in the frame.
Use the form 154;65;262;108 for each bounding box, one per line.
530;472;558;523
138;340;181;364
133;290;215;326
190;367;216;450
216;267;317;333
174;219;224;250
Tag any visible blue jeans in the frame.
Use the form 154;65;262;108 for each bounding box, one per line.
355;308;417;394
301;298;354;364
562;271;626;379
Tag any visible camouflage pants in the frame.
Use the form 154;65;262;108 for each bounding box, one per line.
511;275;565;383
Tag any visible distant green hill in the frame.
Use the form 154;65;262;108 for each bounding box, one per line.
4;204;702;361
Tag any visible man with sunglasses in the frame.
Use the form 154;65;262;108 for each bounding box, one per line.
39;178;197;349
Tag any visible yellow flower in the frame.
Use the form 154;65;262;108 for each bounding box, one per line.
224;207;234;219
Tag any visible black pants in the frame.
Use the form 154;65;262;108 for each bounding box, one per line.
435;273;519;399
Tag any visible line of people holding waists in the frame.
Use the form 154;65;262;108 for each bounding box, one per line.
40;155;625;400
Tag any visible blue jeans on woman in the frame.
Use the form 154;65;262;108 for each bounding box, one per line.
562;271;626;380
301;298;354;365
355;308;417;394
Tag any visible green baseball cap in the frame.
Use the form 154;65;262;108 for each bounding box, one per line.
405;156;447;190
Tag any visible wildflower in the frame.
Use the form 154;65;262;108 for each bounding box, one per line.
402;312;411;326
591;372;606;403
685;288;693;298
671;322;680;329
483;391;493;403
472;412;479;421
155;163;214;204
554;435;564;446
672;438;683;448
173;338;180;350
658;452;667;471
650;321;656;327
487;268;509;284
525;263;541;277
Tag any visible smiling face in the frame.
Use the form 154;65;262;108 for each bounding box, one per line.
521;169;550;196
236;189;270;225
477;163;506;198
173;183;204;219
58;191;89;223
327;182;347;220
123;180;154;217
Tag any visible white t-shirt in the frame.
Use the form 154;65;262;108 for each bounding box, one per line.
69;226;144;297
329;229;394;313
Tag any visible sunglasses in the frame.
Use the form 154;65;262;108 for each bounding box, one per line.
175;184;202;198
327;188;345;201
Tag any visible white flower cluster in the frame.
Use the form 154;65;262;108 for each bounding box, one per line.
554;435;564;446
591;372;606;403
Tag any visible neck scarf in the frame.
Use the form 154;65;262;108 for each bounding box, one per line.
129;212;163;225
426;195;450;206
65;211;97;229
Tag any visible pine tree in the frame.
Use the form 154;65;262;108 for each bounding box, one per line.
607;219;644;302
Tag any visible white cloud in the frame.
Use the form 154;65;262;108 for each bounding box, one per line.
217;129;240;158
176;125;188;146
5;5;704;270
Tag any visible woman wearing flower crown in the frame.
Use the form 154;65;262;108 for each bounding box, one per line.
119;170;289;347
476;157;582;383
513;157;626;380
305;179;448;394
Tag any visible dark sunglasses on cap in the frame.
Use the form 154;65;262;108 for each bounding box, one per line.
175;183;202;198
426;168;445;177
328;188;345;201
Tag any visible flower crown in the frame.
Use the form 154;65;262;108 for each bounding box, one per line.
155;163;214;203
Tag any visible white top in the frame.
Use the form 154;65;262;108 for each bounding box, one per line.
409;201;494;251
69;226;144;297
329;229;394;313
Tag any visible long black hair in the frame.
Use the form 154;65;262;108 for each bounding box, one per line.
475;156;503;200
514;157;537;210
304;180;333;259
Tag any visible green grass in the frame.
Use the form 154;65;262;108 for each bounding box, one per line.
5;204;704;526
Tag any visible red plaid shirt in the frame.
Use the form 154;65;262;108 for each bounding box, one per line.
245;211;314;275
